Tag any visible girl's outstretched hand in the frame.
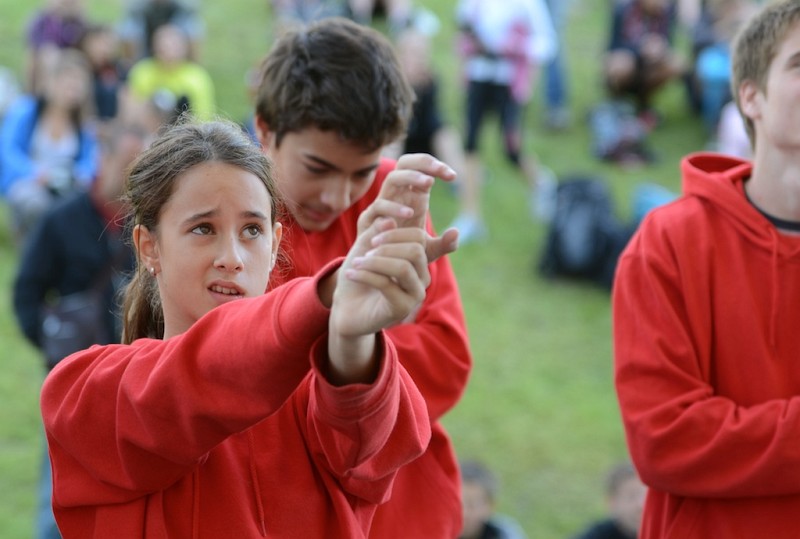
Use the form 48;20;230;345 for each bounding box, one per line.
325;217;429;385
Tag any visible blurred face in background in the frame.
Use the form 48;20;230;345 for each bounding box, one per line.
396;29;431;87
153;24;190;65
45;52;91;109
460;481;493;539
51;0;83;17
640;0;670;15
609;475;647;537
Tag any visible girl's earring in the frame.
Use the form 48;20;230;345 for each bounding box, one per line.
149;267;156;276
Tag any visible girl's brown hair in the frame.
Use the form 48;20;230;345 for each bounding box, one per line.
120;118;280;343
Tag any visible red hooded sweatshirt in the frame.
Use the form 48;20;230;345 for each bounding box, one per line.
614;153;800;539
41;268;432;538
269;158;472;538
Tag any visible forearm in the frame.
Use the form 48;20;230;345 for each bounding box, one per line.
615;250;800;498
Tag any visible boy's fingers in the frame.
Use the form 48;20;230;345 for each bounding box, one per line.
425;229;460;263
395;153;457;182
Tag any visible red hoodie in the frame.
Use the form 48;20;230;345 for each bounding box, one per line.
270;158;472;538
41;268;432;538
614;153;800;539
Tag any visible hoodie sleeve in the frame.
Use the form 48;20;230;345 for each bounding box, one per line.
41;274;329;502
614;219;800;498
304;332;431;505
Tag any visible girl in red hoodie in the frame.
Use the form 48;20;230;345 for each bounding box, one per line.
40;119;433;538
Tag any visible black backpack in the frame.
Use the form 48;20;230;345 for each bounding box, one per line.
538;176;632;289
588;100;653;164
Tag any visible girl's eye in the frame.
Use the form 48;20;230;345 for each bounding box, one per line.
191;224;212;235
243;225;263;239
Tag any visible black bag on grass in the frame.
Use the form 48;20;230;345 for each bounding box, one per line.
538;176;632;289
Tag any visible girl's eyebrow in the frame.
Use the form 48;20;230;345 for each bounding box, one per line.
181;209;268;227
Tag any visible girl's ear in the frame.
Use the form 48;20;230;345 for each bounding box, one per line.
133;224;160;275
270;221;283;270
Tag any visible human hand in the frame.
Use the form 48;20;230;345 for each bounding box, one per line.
357;154;458;263
326;218;429;384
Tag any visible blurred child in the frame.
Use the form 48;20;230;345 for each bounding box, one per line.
1;48;98;244
79;24;128;129
570;461;646;539
384;27;466;182
127;23;215;120
25;0;89;92
459;459;529;539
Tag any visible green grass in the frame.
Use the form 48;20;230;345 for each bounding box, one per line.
0;0;709;536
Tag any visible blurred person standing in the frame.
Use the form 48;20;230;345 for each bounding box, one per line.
25;0;89;92
79;24;130;135
385;27;467;182
542;0;572;131
13;121;147;539
453;0;557;243
0;48;98;245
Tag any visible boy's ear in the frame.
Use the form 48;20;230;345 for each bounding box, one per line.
255;116;274;152
738;80;761;122
133;224;160;275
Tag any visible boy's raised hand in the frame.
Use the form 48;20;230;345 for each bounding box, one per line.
357;154;459;264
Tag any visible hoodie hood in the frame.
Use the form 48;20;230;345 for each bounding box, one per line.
680;152;799;256
681;152;800;350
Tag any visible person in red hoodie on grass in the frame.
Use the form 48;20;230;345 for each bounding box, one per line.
40;119;440;537
613;2;800;538
253;17;472;538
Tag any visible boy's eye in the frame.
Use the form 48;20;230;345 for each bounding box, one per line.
191;224;212;235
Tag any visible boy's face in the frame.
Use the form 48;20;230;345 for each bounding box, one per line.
742;21;800;152
257;122;382;232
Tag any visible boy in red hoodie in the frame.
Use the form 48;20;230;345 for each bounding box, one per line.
254;17;472;538
613;2;800;538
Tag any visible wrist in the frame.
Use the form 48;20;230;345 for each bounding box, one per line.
325;330;380;386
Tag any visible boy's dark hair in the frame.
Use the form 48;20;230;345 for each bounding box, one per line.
460;459;498;503
255;17;414;152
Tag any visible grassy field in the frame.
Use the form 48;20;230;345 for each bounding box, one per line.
0;0;709;537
